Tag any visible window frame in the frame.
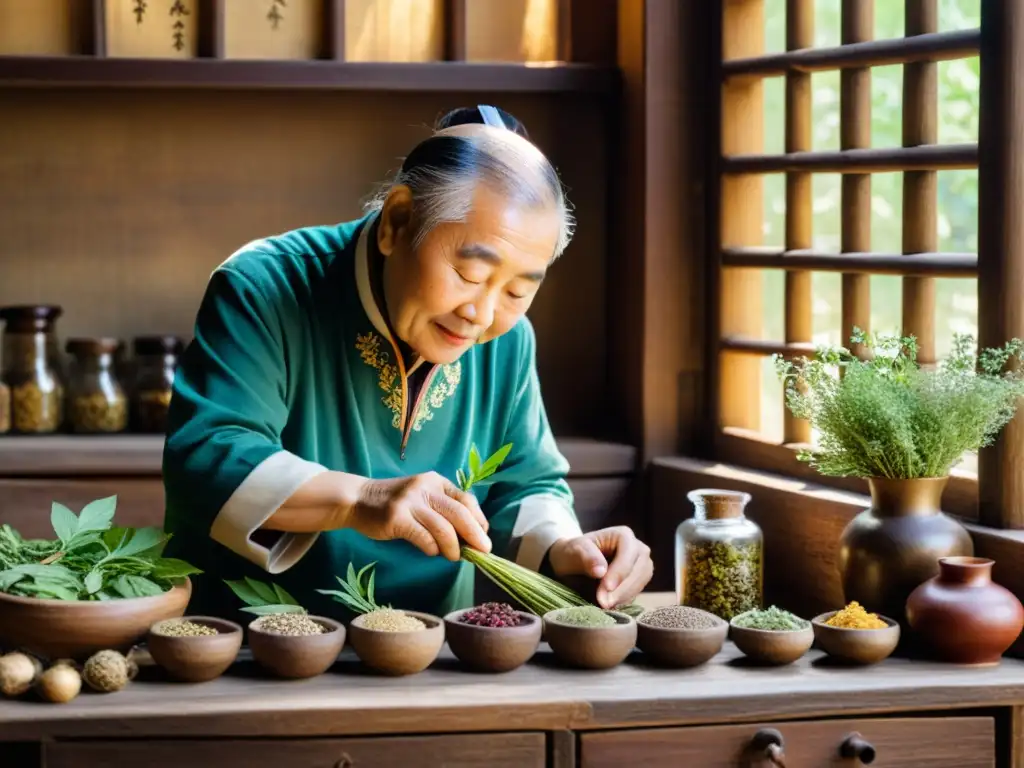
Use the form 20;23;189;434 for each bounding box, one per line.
701;0;1023;529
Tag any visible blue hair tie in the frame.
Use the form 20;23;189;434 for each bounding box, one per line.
477;105;506;129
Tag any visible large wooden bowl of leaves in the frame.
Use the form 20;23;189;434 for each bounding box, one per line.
0;496;199;661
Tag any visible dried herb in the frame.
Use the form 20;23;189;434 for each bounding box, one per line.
0;496;200;601
732;606;808;631
225;576;305;616
681;538;762;621
316;561;390;615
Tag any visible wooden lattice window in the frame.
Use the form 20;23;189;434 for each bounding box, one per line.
709;0;1024;528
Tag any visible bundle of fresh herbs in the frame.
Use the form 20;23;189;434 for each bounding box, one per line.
455;442;592;616
774;329;1024;478
0;496;200;601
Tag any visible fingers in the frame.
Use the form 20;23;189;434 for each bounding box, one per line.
445;483;489;533
595;532;653;609
428;491;492;554
599;532;642;596
411;506;462;561
394;517;441;558
601;554;654;610
549;536;608;579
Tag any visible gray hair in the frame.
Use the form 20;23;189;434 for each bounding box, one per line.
364;125;575;260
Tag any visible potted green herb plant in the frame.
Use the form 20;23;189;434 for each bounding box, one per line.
774;329;1024;624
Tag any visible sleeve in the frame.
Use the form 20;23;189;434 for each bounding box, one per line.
162;265;328;574
483;320;582;572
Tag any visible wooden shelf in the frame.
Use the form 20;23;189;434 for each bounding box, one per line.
0;56;618;94
0;435;636;478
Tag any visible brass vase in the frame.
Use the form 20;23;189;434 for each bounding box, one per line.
838;477;974;628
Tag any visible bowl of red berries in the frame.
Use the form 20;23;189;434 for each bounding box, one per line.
443;602;542;673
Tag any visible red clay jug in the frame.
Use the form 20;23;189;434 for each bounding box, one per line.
905;557;1024;665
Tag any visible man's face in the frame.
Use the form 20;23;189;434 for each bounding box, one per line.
378;185;560;365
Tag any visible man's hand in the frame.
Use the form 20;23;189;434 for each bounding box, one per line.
546;526;653;609
344;472;492;561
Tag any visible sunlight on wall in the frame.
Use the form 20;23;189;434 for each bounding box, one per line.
346;0;443;62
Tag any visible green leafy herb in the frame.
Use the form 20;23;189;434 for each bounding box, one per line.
456;442;513;492
0;496;201;601
775;330;1024;478
225;576;306;615
316;561;389;615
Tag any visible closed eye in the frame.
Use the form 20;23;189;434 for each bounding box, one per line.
454;268;482;285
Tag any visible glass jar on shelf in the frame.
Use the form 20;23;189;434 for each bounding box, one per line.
0;305;66;434
66;338;128;434
676;489;763;621
131;335;183;434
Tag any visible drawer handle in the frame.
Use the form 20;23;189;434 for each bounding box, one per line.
334;754;354;768
750;727;787;767
840;733;876;764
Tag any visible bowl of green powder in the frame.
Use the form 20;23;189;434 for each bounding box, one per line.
542;606;637;670
348;609;445;676
728;606;813;666
635;605;729;668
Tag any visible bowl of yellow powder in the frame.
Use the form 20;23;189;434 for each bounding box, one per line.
348;609;445;676
811;601;901;665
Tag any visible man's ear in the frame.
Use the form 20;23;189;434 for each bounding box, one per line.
377;185;414;257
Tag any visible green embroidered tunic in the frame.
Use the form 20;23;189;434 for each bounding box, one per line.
162;213;581;620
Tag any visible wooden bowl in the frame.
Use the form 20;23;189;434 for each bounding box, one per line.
348;610;445;676
636;615;729;668
443;608;542;673
247;615;345;679
729;617;814;666
147;616;243;682
0;579;191;661
811;611;901;665
543;609;637;670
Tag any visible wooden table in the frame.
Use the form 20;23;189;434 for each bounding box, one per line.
3;606;1023;767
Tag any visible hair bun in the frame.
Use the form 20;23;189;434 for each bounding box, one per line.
434;106;530;139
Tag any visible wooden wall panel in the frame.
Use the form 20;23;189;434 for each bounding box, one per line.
0;89;609;437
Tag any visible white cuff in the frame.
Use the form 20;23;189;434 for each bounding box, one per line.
210;450;328;574
510;495;583;572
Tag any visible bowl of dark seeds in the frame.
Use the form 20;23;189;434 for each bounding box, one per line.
147;616;243;682
246;612;345;679
444;602;542;673
634;605;729;668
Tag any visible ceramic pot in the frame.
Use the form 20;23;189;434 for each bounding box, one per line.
906;557;1024;665
838;477;973;627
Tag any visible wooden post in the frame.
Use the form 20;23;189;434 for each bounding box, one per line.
783;0;813;444
979;0;1024;529
719;0;765;434
326;0;345;60
902;0;938;366
840;0;873;359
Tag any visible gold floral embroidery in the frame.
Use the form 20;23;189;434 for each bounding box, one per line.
355;331;460;431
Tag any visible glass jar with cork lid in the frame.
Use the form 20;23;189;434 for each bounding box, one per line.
131;335;183;433
676;489;763;621
66;338;128;434
0;305;66;434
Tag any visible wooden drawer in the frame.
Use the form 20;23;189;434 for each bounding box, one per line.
46;733;546;768
579;716;995;767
